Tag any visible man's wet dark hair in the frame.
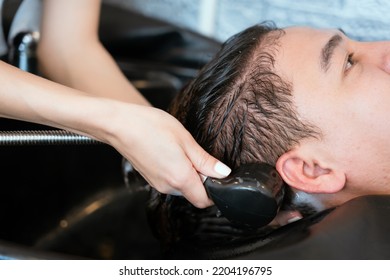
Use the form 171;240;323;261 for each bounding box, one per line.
147;22;321;254
169;21;320;169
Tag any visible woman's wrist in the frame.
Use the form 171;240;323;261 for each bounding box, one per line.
76;97;124;143
70;97;140;147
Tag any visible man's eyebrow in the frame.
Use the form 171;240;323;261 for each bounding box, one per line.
320;33;343;72
337;28;346;35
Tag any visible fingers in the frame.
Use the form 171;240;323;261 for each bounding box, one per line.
165;138;230;208
163;135;231;207
178;170;214;208
185;138;231;179
161;159;214;208
132;152;214;208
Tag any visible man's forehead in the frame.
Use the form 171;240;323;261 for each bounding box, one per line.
271;26;336;94
282;26;342;39
275;26;341;67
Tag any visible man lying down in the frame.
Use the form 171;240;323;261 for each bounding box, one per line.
146;21;390;255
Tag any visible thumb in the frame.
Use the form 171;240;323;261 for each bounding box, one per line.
187;141;231;179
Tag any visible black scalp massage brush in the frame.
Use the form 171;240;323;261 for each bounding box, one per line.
204;163;285;228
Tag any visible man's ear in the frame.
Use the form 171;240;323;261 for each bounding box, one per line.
275;149;346;194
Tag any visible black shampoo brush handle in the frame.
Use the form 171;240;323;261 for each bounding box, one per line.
204;163;285;228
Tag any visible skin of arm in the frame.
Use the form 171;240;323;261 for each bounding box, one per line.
37;0;150;105
24;0;232;207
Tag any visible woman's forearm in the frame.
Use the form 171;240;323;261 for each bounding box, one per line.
37;0;150;106
0;61;117;141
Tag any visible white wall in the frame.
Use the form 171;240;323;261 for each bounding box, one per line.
103;0;390;42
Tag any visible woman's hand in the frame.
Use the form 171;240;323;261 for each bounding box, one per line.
102;103;231;208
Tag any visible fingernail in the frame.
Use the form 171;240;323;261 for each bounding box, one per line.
214;161;231;177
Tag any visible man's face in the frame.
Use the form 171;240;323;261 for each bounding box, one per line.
275;27;390;202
